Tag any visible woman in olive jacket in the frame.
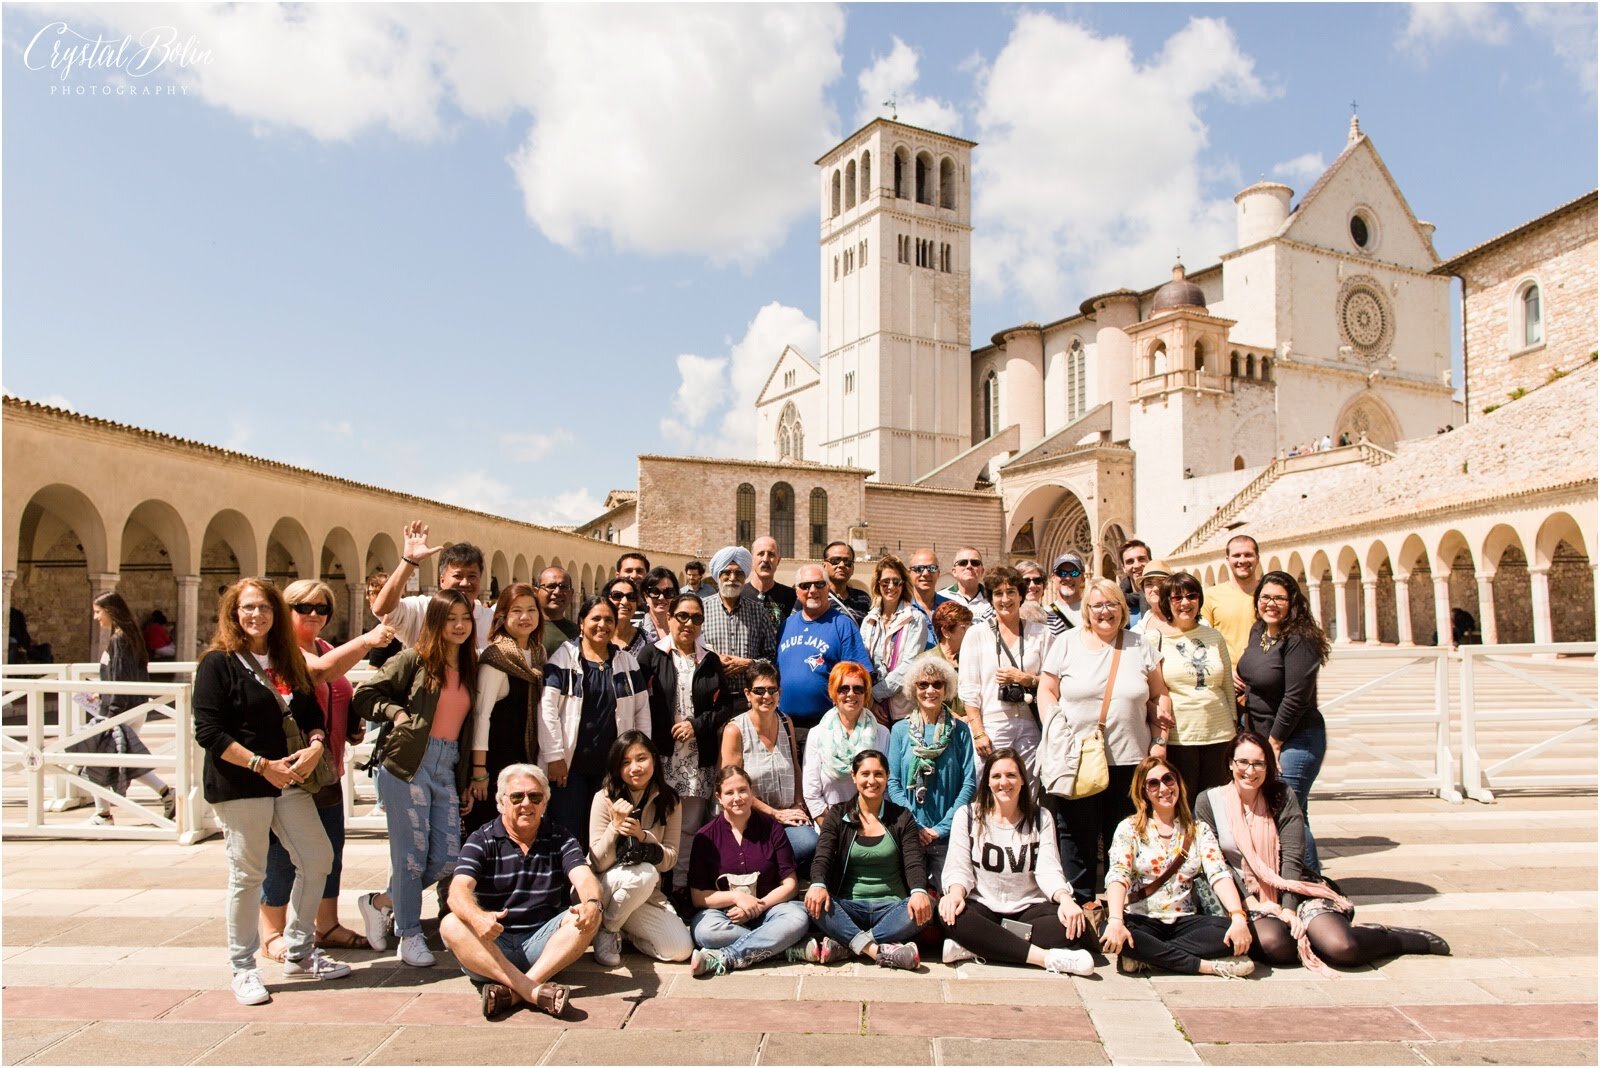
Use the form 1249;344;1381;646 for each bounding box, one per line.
801;749;932;970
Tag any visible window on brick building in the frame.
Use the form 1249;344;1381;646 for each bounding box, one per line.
982;370;999;439
808;489;828;559
735;483;756;548
770;483;795;558
1521;282;1543;347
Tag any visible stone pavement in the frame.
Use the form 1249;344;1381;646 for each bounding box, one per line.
3;791;1595;1066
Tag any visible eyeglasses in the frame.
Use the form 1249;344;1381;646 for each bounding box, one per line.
796;580;827;590
1258;595;1290;606
748;685;779;697
645;588;675;600
909;564;939;574
955;558;982;568
291;603;332;617
1145;773;1178;791
1170;592;1201;603
238;604;273;616
1055;568;1084;579
835;683;867;695
1231;759;1266;770
609;591;639;603
671;612;704;625
1023;576;1047;587
718;569;745;581
878;577;904;588
537;582;573;593
825;556;854;567
505;791;545;805
914;680;946;690
1087;604;1120;615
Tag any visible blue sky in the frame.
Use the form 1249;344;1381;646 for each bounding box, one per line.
4;3;1595;527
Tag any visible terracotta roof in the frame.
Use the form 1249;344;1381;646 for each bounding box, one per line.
1432;190;1598;275
638;453;871;474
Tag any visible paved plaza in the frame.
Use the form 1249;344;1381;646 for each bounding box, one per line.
3;785;1595;1066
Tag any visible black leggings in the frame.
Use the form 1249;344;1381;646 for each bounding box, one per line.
1044;763;1137;904
1249;912;1437;968
1122;913;1232;975
943;899;1097;966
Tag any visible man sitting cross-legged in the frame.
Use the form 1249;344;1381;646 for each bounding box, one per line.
441;763;602;1019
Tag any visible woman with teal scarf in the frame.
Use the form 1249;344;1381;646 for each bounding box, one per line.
887;657;975;890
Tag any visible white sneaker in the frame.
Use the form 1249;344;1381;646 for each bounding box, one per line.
592;928;622;968
942;938;977;964
1210;955;1255;979
86;811;113;827
283;948;352;980
231;968;271;1005
357;892;391;953
398;933;435;967
1045;947;1095;976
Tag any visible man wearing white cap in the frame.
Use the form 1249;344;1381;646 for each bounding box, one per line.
699;546;776;694
1044;552;1087;636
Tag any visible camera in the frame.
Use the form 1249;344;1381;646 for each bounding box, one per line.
1000;682;1034;705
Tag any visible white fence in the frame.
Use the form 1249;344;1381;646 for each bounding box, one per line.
3;645;1595;842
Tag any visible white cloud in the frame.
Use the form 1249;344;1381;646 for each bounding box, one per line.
970;13;1271;310
855;37;962;133
1271;152;1326;183
429;470;603;528
49;4;846;265
1519;4;1597;96
499;429;573;464
660;302;819;455
321;419;354;438
1399;3;1510;59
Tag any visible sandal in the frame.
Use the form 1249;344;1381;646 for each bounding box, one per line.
261;934;288;964
316;924;371;950
530;982;568;1017
481;982;516;1020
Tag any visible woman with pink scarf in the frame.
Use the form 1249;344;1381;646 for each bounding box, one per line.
1194;732;1450;970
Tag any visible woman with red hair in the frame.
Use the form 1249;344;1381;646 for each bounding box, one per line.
801;661;889;823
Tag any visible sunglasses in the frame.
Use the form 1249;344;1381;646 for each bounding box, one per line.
671;612;704;625
914;680;946;690
1023;576;1047;587
1170;591;1200;603
909;564;939;574
1055;568;1083;579
748;685;779;697
291;603;333;617
609;592;639;603
825;556;854;567
505;791;545;805
645;588;675;600
835;683;867;695
955;558;982;568
537;582;573;593
1145;773;1179;791
878;577;904;588
796;580;827;590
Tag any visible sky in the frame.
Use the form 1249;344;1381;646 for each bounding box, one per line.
4;3;1595;528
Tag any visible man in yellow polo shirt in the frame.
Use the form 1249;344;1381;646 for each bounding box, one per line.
1202;534;1261;664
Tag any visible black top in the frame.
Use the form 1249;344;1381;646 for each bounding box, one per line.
573;654;618;775
192;650;324;804
636;642;735;767
455;816;589;932
1234;622;1324;743
741;581;797;631
809;797;929;896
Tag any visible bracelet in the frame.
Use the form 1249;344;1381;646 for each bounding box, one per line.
248;754;263;773
582;898;600;906
1228;909;1247;920
472;774;490;783
402;556;421;567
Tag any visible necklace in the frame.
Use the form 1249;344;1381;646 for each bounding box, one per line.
1259;630;1280;652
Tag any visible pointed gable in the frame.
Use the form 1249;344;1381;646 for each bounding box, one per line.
1280;130;1440;272
754;344;821;408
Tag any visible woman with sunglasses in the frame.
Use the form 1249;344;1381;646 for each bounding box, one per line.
463;582;545;837
1195;732;1448;969
638;593;734;891
1101;756;1254;977
802;662;890;822
603;577;649;660
1014;560;1049;627
938;748;1095;973
1152;572;1236;798
720;660;816;869
539;596;651;841
886;657;974;890
860;555;927;725
258;580;394;961
638;566;681;645
1234;571;1330;873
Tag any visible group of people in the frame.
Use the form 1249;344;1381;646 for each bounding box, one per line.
127;518;1449;1018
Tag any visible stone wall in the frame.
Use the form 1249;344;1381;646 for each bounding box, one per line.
862;483;1006;565
1457;195;1597;416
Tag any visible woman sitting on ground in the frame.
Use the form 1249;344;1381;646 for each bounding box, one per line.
686;766;811;977
937;748;1096;974
802;749;932;971
886;656;975;888
586;731;693;967
1100;755;1255;978
1195;731;1449;970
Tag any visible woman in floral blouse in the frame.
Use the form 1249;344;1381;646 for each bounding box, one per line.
1100;755;1255;977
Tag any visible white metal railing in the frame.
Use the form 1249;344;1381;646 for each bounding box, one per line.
1318;646;1462;802
1457;642;1598;802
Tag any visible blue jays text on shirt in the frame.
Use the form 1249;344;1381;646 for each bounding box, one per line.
779;633;835;673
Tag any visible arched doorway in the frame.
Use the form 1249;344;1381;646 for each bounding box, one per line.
13;485;110;663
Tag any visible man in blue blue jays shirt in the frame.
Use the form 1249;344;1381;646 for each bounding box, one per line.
775;563;871;730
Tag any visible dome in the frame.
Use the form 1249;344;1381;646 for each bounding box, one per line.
1149;262;1206;315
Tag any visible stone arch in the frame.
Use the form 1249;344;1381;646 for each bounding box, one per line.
1008;484;1092;570
489;550;511;601
1436;530;1481;645
580;563;595;604
1149;340;1168;378
199;510;259;646
777;402;803;461
1264;554;1282;574
1245;353;1256;379
860;150;871;198
124;499;194;576
513;554;529;583
1534;511;1594;642
114;500;191;654
266;517;315;589
893;145;911;198
939;156;956;209
1335;545;1364;642
12;485;112;662
1335;392;1402;450
1533;510;1588;569
1193;339;1208;373
320;526;360;588
1283;551;1305;583
915;150;934;204
844;158;857;210
830;169;840;217
531;555;548;580
365;532;400;580
1361;539;1398;644
1230;351;1241;377
18;483;110;574
1307;549;1334;635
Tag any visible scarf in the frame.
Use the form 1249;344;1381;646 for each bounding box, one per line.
902;708;953;805
815;707;879;779
479;635;544;763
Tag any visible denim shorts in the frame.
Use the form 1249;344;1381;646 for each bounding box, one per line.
460;911;567;982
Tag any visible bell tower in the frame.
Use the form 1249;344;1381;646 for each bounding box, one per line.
815;119;975;483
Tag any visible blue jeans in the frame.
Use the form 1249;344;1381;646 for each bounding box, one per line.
376;738;461;938
691;901;810;969
813;896;922;956
262;796;344;905
548;767;605;843
460;912;566;982
1277;725;1327;874
785;824;819;876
